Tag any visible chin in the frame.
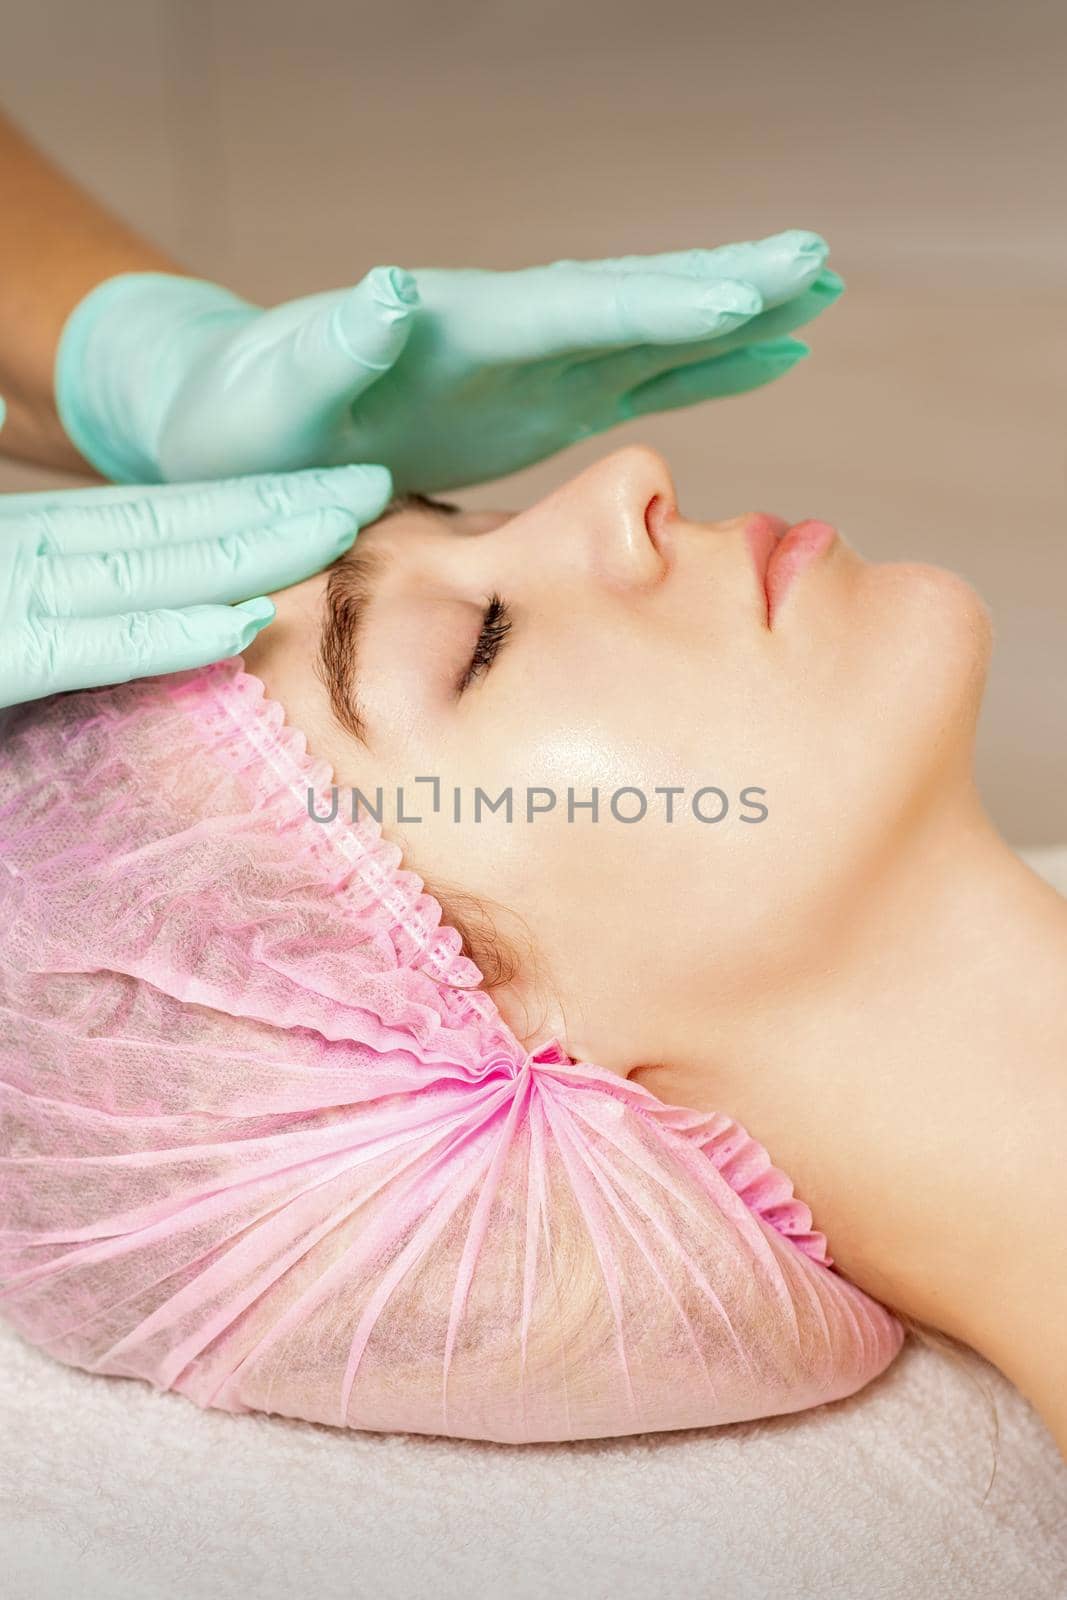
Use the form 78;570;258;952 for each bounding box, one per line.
897;557;992;662
880;559;993;761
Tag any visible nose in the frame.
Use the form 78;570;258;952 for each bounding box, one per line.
520;446;678;593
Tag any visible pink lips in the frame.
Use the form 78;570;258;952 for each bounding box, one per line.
745;514;837;626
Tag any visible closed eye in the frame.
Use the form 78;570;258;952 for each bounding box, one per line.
456;593;512;695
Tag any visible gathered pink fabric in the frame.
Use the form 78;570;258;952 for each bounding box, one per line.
0;657;903;1443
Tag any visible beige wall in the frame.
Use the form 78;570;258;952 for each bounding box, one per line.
2;0;1063;842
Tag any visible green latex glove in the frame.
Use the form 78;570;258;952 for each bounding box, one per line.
55;231;842;494
0;441;391;709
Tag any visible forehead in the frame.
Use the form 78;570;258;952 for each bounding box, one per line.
360;494;512;554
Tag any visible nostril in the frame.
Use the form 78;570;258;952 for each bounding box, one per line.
644;493;675;564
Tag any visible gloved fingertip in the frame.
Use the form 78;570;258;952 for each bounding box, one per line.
328;461;394;506
811;267;846;298
768;229;829;260
748;337;811;366
366;265;420;314
315;507;361;551
233;596;276;625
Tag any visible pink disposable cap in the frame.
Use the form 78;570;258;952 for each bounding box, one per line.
0;658;903;1441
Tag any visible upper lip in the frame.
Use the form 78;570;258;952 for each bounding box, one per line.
744;513;791;621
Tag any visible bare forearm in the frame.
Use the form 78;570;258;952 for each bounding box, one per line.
0;108;180;473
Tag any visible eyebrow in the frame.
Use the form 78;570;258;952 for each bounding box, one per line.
318;493;460;746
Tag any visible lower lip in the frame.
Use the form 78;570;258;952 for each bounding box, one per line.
763;519;838;625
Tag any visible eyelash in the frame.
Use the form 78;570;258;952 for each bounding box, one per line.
456;593;512;694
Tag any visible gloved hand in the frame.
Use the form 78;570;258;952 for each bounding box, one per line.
0;440;391;709
55;230;842;495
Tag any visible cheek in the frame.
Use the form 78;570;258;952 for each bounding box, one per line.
415;654;786;976
376;569;991;1046
408;687;801;1024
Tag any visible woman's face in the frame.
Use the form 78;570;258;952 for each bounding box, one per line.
242;445;991;1071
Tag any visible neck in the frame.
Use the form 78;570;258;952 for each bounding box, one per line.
690;790;1067;1414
